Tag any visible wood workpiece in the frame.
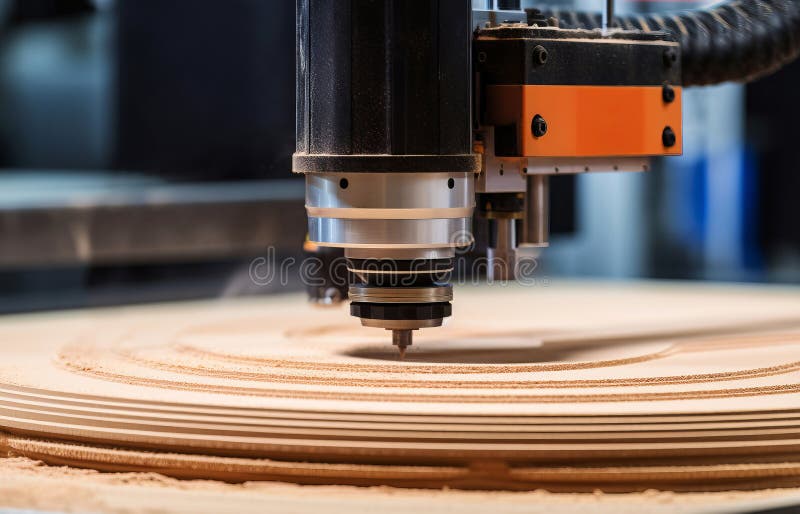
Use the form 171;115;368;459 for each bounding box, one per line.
2;280;800;509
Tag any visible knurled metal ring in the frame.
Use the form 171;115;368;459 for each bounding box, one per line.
350;301;452;321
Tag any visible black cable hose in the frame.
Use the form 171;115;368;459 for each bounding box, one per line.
541;0;800;86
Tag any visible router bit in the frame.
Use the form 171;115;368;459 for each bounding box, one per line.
392;329;413;359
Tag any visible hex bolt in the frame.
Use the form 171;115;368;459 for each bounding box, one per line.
662;126;676;147
662;84;675;103
532;45;548;66
531;114;547;138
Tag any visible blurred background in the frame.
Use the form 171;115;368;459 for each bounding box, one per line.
0;0;797;313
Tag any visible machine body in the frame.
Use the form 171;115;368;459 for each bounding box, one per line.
293;0;800;352
294;1;682;353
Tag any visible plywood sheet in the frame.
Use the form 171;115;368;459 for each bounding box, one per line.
1;281;800;492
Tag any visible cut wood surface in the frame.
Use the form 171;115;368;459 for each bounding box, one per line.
1;281;800;494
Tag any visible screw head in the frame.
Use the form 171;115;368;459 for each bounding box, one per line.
531;114;547;138
662;126;676;147
532;45;548;66
662;84;675;103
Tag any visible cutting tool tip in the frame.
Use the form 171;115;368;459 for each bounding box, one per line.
392;329;413;360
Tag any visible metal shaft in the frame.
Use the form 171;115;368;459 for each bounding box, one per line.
487;217;517;282
522;174;549;248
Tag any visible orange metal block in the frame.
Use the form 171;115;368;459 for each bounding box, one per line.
485;85;682;157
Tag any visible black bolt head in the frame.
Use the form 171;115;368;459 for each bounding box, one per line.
662;84;675;103
531;114;547;138
532;45;548;66
662;126;676;147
